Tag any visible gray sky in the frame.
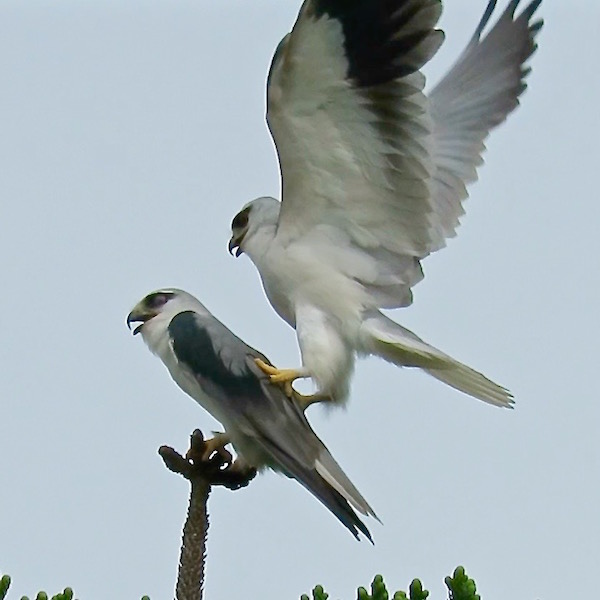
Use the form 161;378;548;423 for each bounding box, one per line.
1;1;598;599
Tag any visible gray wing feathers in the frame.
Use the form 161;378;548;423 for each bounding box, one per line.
241;372;375;540
427;0;543;246
265;0;542;313
268;0;444;269
169;315;375;541
202;317;262;378
251;421;374;541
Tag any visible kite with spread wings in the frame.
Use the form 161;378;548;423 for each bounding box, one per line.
228;0;543;409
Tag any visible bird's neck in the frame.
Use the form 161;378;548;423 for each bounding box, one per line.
140;314;173;359
243;222;277;265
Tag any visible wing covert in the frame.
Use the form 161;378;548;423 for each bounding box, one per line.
261;0;542;310
267;0;445;261
168;311;263;398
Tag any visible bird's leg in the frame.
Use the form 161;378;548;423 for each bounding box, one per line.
254;358;306;385
289;390;329;411
254;358;327;411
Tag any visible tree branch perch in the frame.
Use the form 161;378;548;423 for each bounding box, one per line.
159;429;256;600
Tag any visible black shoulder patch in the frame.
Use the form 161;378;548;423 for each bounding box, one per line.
312;0;443;87
168;311;261;397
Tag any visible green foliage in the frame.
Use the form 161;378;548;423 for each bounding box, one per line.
301;584;329;600
302;566;478;600
2;566;479;600
444;567;480;600
394;578;429;600
0;573;73;600
0;574;150;600
357;574;428;600
19;590;73;600
357;574;389;600
1;575;11;600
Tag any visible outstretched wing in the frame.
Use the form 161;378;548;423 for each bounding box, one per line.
267;0;445;308
266;0;541;309
427;0;543;247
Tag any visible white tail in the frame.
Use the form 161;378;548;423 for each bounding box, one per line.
360;313;514;408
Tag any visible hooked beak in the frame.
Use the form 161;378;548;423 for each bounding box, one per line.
228;233;245;257
127;306;153;335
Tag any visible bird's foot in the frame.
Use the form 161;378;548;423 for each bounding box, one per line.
290;390;328;411
160;429;256;490
254;358;322;410
254;358;303;386
222;458;258;490
187;431;231;463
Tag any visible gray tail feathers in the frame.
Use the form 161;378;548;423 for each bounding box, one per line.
360;312;514;408
306;468;375;543
315;449;380;522
256;435;376;542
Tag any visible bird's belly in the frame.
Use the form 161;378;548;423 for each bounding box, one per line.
261;274;296;326
260;242;365;328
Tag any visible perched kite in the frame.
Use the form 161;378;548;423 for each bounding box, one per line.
229;0;543;408
127;288;377;541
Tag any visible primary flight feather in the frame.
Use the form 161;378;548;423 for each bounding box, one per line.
229;0;543;408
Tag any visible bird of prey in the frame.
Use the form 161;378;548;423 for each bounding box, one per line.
127;288;377;541
228;0;543;409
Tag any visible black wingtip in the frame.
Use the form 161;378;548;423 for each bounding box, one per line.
507;0;521;18
298;466;375;542
523;0;543;20
472;0;498;41
346;513;374;544
358;520;375;545
330;490;375;543
473;0;543;44
313;0;444;88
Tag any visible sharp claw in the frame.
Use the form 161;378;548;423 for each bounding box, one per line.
283;380;294;398
253;358;322;409
254;358;279;377
269;370;300;384
254;358;303;386
290;390;328;411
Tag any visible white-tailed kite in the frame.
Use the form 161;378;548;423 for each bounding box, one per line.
228;0;543;408
127;288;377;541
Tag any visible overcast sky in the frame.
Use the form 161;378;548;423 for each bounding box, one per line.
1;1;598;599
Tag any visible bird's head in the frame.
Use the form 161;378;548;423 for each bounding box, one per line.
228;196;281;258
127;288;202;336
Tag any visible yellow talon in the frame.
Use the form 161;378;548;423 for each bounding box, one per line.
254;358;324;410
254;358;303;385
254;358;280;377
270;369;303;384
290;390;326;411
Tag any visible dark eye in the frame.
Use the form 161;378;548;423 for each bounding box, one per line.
231;208;250;230
146;292;172;309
